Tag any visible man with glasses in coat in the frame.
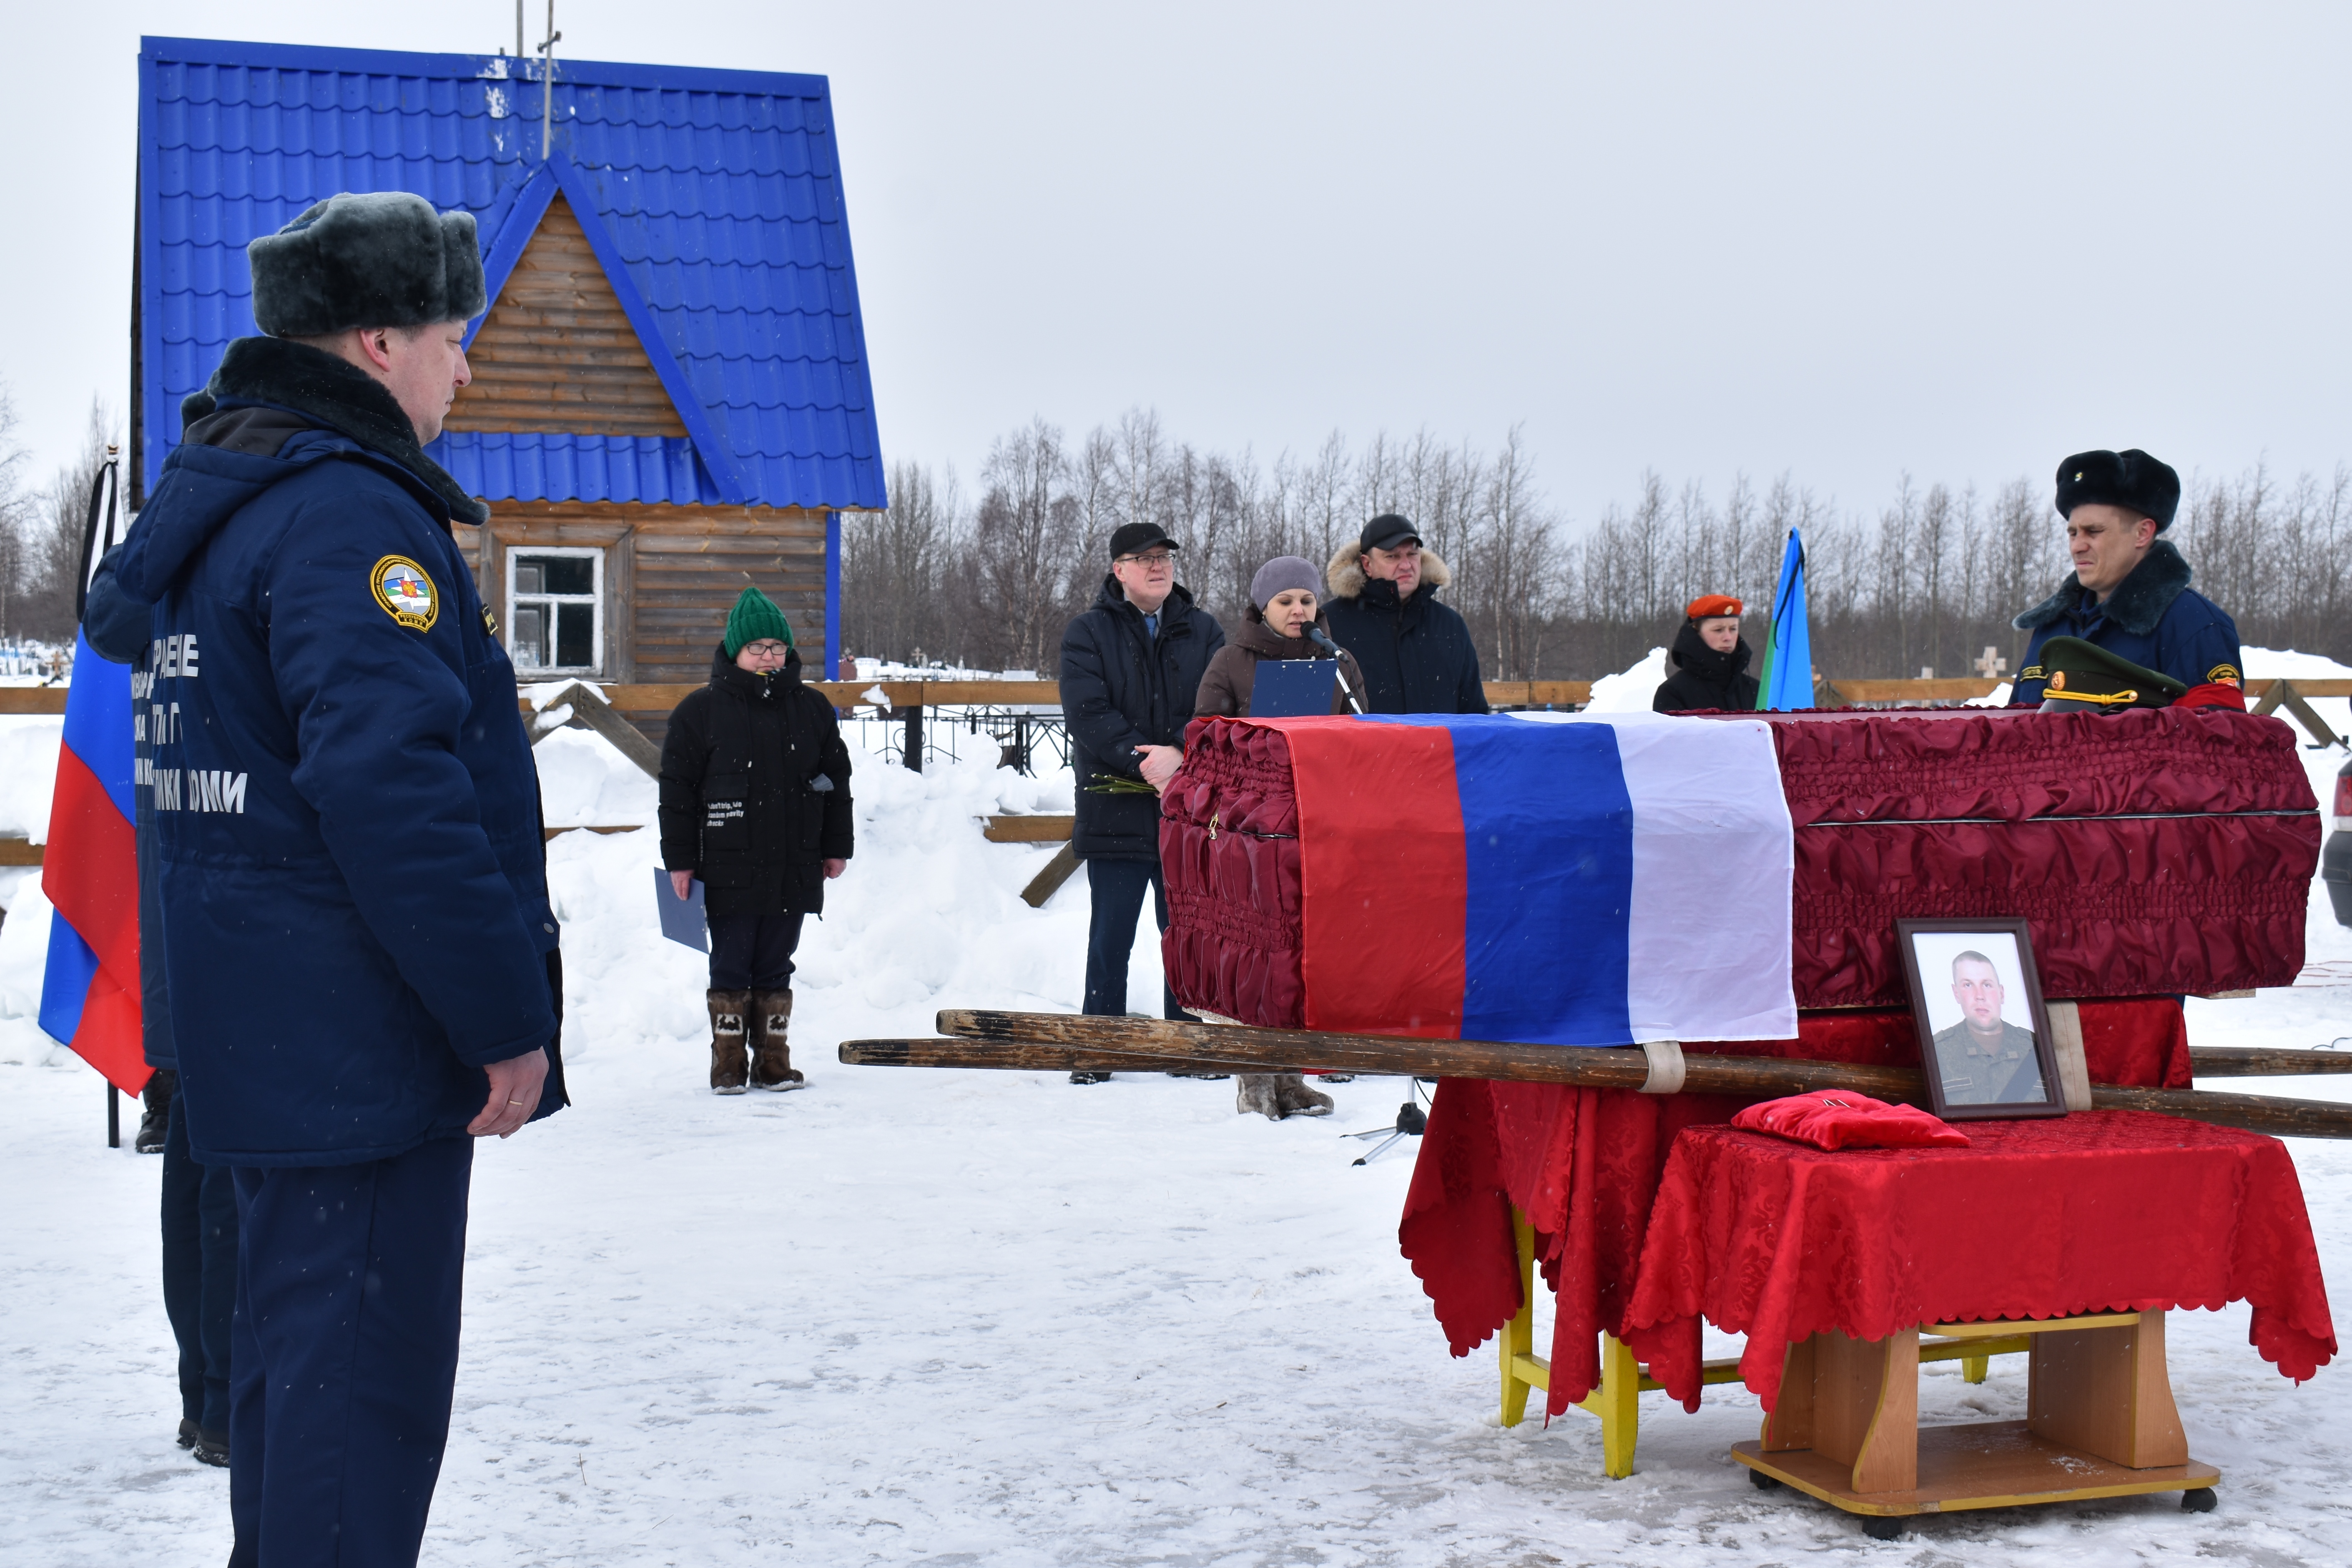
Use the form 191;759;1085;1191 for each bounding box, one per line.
1057;522;1226;1083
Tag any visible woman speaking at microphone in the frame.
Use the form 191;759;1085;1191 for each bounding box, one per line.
1193;555;1366;719
1190;555;1365;1121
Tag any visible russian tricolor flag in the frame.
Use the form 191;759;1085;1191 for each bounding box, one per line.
1279;712;1795;1046
38;627;146;1093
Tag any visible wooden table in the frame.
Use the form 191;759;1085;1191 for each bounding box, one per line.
1734;1310;2217;1536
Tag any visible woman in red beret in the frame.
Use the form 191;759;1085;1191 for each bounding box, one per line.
1652;595;1760;712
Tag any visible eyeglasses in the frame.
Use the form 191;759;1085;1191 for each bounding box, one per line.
1117;551;1175;568
741;640;790;656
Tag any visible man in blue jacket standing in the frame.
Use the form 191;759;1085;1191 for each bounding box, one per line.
1058;522;1224;1081
108;191;564;1567
2010;449;2243;704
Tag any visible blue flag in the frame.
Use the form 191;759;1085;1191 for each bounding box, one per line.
1756;529;1812;711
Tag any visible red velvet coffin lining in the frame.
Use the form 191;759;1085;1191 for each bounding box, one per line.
1161;708;2322;1025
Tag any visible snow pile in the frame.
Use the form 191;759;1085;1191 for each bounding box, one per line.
0;718;61;842
1582;646;1669;712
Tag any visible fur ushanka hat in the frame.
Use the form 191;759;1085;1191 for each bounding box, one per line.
247;192;487;338
2054;449;2181;532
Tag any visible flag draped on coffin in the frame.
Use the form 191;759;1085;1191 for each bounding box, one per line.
1279;711;1796;1046
1755;528;1812;711
39;627;146;1093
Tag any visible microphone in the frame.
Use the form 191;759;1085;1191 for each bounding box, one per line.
1304;626;1366;714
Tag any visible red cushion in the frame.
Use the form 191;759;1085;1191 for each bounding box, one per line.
1729;1090;1970;1150
2174;682;2247;712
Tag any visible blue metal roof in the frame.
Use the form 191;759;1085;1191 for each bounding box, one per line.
136;36;886;512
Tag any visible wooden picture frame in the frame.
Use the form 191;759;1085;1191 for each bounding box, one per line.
1895;917;2068;1122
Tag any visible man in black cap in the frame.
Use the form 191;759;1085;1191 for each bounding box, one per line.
2011;449;2243;705
1320;514;1490;714
1058;521;1226;1081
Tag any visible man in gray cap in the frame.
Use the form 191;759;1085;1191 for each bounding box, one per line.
96;191;563;1566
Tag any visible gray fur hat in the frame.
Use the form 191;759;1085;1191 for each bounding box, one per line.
247;192;487;338
1250;555;1321;610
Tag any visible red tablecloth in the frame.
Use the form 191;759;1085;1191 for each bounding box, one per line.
1398;999;2197;1417
1619;1111;2336;1412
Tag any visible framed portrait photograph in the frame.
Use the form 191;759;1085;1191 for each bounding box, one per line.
1895;917;2068;1122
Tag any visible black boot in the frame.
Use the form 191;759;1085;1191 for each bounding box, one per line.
136;1070;175;1154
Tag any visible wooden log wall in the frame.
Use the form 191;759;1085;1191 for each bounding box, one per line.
457;503;830;741
443;193;688;437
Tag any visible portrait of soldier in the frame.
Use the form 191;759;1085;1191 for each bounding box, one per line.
1929;949;2047;1105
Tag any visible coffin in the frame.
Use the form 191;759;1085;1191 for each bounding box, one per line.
1159;706;2321;1029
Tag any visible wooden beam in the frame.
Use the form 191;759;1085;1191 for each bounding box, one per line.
983;815;1074;843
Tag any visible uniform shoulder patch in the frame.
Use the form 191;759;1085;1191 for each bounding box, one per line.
371;555;439;631
2207;663;2241;686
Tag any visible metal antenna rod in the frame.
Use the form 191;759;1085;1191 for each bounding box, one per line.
516;0;525;60
537;0;562;161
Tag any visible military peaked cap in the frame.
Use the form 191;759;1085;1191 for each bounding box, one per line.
2035;635;2188;714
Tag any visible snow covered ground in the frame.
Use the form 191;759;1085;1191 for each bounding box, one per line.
0;685;2347;1564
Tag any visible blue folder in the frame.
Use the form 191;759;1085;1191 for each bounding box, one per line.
654;868;709;952
1252;658;1340;718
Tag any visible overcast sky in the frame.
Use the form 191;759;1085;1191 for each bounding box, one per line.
6;2;2349;527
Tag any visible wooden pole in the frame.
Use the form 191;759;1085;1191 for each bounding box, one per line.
2186;1046;2352;1077
843;1010;2352;1142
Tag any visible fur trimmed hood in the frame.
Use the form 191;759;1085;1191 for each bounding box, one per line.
1324;540;1453;602
2013;537;2193;637
181;336;489;527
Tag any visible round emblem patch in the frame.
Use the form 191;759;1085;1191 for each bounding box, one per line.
372;555;439;631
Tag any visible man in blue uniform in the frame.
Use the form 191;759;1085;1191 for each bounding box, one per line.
2011;448;2242;704
109;191;565;1567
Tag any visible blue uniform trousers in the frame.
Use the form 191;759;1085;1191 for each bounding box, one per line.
229;1135;474;1568
1082;858;1191;1020
161;1089;237;1434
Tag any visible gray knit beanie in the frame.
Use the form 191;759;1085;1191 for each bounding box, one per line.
248;192;487;338
1249;555;1321;610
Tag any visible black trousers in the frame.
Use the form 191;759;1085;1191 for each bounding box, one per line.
161;1085;237;1434
230;1136;474;1568
1082;857;1191;1019
708;910;806;991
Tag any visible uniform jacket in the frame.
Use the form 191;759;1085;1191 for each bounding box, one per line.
2010;539;2242;705
1060;577;1225;862
658;644;854;917
1319;543;1489;715
109;336;562;1169
1192;609;1366;718
1930;1019;2046;1105
1652;620;1761;713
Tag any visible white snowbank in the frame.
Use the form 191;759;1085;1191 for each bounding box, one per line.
1583;647;1670;712
0;718;63;842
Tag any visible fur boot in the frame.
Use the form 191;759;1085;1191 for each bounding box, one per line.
708;989;751;1095
751;988;806;1091
1237;1072;1335;1120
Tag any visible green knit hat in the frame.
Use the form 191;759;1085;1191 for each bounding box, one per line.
723;586;794;657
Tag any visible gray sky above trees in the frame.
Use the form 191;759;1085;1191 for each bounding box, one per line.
6;2;2348;525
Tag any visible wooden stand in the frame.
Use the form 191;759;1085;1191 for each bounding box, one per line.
1495;1207;2025;1476
1734;1312;2218;1531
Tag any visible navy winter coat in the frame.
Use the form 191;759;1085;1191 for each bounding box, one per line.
2010;539;2242;706
1059;577;1225;862
111;341;561;1168
1318;544;1489;715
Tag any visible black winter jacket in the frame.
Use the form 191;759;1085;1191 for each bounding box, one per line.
1652;620;1761;712
659;645;854;916
1318;543;1489;715
1059;577;1225;862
